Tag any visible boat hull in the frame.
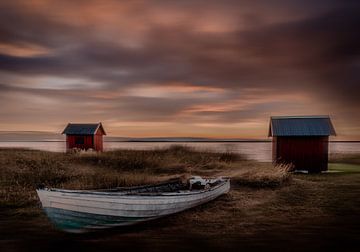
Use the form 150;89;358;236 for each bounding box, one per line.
37;178;230;233
43;207;155;233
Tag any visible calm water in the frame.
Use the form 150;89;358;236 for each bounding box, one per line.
0;141;359;162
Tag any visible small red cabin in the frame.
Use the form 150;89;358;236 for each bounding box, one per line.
62;123;106;152
269;116;336;173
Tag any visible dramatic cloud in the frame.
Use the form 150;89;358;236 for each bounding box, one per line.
0;0;359;139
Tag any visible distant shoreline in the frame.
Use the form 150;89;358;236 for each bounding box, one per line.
0;140;359;143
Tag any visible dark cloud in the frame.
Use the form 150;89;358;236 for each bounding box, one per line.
0;0;359;137
0;3;79;48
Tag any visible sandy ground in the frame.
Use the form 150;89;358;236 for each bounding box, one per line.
1;170;360;252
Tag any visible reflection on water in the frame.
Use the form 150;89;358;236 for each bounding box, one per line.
0;141;359;162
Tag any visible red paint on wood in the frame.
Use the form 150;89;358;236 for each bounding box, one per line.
94;130;104;152
272;136;329;173
66;135;94;151
65;125;105;152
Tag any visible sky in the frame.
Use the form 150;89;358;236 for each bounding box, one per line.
0;0;359;139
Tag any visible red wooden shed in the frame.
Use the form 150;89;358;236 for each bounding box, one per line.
268;116;336;173
62;123;106;152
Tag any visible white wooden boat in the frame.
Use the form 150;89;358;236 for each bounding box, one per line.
36;176;230;233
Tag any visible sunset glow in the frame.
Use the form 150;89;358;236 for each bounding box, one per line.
0;0;359;139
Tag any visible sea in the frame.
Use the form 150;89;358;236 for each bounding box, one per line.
0;141;359;162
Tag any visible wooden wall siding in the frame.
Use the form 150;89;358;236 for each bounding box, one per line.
64;124;105;152
272;136;277;162
273;136;329;172
66;135;94;151
94;130;103;152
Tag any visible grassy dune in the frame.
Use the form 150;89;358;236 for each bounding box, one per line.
0;146;290;210
0;147;359;251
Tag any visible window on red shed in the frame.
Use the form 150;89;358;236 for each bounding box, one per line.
75;136;84;144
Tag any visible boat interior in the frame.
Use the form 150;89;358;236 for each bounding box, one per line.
88;177;224;194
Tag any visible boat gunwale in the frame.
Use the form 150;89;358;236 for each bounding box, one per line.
45;187;228;207
38;178;230;197
42;184;230;210
43;190;228;217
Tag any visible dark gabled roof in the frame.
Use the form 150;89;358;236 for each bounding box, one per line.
268;116;336;137
62;123;106;135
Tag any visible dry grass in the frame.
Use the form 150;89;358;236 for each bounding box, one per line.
1;148;359;251
231;163;292;188
0;146;289;210
330;153;360;165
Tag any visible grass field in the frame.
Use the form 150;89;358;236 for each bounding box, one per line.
0;147;359;252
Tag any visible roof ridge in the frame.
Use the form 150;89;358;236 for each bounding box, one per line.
271;115;330;119
66;123;100;125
